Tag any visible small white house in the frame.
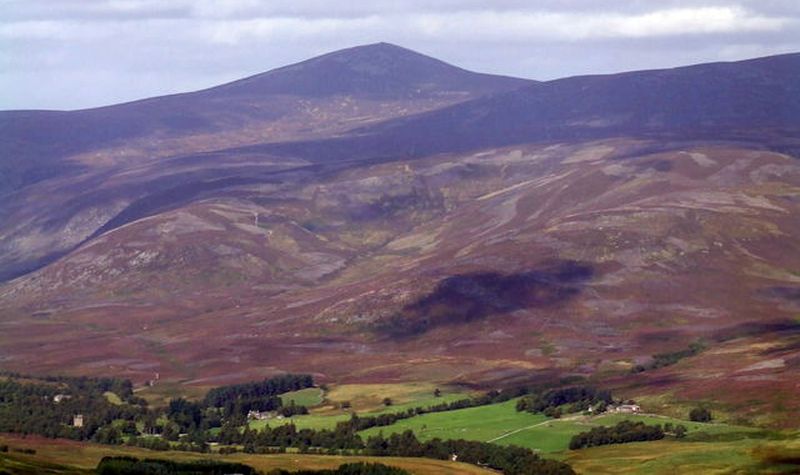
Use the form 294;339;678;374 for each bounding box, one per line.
616;404;641;413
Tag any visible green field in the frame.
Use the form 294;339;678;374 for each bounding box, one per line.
358;399;550;445
322;383;472;413
250;411;353;431
251;383;470;432
280;387;324;407
497;412;762;453
357;399;764;454
565;437;800;474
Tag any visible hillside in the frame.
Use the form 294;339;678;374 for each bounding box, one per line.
0;43;530;281
1;45;799;427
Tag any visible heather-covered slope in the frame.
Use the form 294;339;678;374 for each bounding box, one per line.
2;139;799;425
255;53;800;163
0;42;529;195
0;43;530;281
1;46;799;426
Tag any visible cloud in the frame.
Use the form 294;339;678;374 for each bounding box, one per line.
408;7;789;42
0;1;798;109
171;6;794;46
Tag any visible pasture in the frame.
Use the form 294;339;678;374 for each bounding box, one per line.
357;398;764;454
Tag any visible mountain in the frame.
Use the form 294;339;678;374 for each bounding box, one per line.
378;51;800;146
251;52;800;163
211;42;531;97
1;45;799;427
0;43;530;281
0;42;529;195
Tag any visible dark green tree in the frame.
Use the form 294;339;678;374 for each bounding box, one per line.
689;407;712;422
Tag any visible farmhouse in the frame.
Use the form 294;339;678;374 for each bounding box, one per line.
247;410;271;421
615;404;641;413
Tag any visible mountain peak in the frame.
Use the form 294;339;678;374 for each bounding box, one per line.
212;42;531;97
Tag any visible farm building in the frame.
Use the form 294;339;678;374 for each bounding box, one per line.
615;404;641;413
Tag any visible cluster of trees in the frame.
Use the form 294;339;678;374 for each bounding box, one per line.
689;407;713;422
278;400;310;417
0;375;146;441
0;371;135;400
215;421;362;450
631;341;706;373
158;374;316;436
204;374;313;417
0;372;579;474
362;431;574;475
96;456;257;475
568;420;683;450
97;458;410;475
516;386;613;416
0;373;315;448
269;463;411;475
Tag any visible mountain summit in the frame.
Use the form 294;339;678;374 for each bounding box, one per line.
0;43;530;205
210;42;530;97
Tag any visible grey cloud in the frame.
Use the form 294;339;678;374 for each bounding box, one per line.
1;0;798;109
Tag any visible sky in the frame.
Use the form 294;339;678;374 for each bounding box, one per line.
2;0;799;110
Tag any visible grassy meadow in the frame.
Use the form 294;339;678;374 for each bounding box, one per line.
357;397;769;454
251;382;471;431
565;437;800;474
279;387;324;407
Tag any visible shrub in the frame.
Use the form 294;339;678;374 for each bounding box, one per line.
689;407;712;422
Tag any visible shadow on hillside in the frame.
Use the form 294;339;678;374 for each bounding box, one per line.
713;319;800;343
374;260;594;339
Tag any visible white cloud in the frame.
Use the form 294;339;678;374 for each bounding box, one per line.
206;16;382;45
411;7;788;42
0;1;797;109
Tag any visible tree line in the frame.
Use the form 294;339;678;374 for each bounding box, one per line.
96;456;258;474
97;457;410;475
568;420;688;450
516;386;613;417
216;423;574;475
0;375;145;441
0;373;313;447
269;462;410;475
631;341;706;373
204;373;314;418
